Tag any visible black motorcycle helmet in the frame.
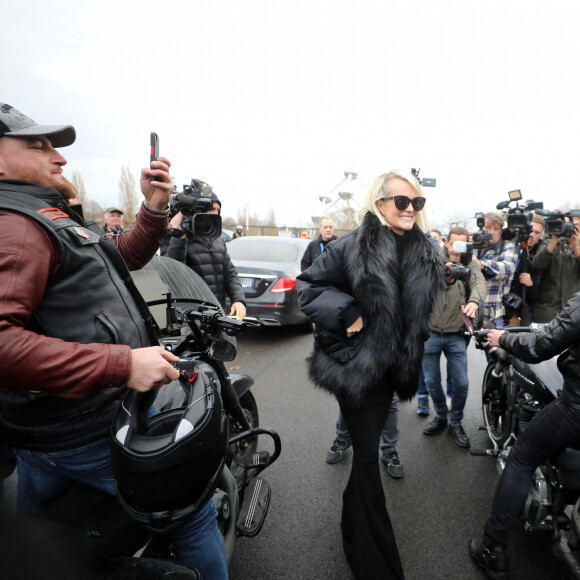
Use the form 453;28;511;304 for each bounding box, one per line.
110;360;228;533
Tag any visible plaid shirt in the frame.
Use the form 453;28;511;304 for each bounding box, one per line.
478;239;518;319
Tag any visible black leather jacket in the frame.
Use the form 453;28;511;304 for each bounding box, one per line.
0;182;154;450
500;290;580;408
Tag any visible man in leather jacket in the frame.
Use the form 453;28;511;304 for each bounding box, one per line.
0;103;228;578
469;292;580;579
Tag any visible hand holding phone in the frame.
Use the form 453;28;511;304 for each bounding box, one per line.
150;132;162;182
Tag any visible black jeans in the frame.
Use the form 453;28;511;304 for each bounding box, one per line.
339;387;405;580
485;396;580;545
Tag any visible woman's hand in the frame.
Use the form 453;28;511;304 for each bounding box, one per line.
346;316;363;338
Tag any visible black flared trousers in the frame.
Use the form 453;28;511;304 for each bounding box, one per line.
339;388;405;580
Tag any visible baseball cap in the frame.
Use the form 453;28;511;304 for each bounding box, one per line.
0;103;76;148
105;206;124;215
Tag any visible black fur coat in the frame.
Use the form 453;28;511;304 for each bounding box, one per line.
297;213;447;408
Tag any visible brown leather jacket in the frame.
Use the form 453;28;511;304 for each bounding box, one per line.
0;189;168;399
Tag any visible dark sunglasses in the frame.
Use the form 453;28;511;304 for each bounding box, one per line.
381;195;426;212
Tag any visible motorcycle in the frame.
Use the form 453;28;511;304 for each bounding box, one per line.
0;256;282;579
470;324;580;578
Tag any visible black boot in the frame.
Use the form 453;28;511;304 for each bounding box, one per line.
448;423;470;448
469;535;509;579
422;416;448;435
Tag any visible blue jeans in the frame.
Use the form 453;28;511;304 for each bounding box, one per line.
422;332;469;425
336;392;400;453
417;367;452;400
417;368;428;399
15;438;228;580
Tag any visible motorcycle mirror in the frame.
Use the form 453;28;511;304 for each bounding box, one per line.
209;338;238;362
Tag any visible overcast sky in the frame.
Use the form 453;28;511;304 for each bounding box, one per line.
3;0;579;229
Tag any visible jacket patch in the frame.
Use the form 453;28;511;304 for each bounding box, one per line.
73;226;89;239
37;207;69;221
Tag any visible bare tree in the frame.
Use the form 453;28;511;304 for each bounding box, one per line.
118;165;139;228
68;170;105;223
70;170;87;206
261;207;278;236
84;199;106;224
329;207;359;232
222;216;236;230
236;209;261;236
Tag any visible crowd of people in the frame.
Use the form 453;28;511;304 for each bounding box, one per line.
1;101;580;579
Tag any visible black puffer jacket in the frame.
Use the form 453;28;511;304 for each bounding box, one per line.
500;290;580;408
161;235;245;308
297;213;446;408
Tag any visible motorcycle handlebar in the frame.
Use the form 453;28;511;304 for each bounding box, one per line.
184;308;280;335
466;324;543;340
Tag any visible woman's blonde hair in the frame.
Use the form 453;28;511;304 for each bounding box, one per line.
361;170;428;232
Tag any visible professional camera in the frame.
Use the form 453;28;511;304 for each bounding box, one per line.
496;189;543;244
535;208;580;238
444;264;471;284
470;213;493;249
170;179;222;239
451;240;474;266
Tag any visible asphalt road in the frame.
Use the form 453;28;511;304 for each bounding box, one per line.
228;325;559;580
0;325;559;579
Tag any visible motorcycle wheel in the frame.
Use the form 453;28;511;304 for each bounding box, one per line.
228;391;259;485
482;361;511;448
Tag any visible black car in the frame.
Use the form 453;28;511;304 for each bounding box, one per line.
227;236;311;326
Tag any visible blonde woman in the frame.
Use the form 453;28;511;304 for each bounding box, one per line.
297;170;446;579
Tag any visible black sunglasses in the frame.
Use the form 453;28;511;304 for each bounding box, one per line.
381;195;426;212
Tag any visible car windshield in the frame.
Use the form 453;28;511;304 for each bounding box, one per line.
228;241;298;263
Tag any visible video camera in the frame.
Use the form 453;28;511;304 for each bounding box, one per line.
170;179;222;239
410;168;436;187
471;191;544;249
496;189;543;244
535;208;580;238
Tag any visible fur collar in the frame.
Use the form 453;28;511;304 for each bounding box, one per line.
307;213;446;407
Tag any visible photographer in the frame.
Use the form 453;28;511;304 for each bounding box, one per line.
161;182;246;320
469;295;580;578
472;211;518;328
507;214;544;325
530;215;580;323
422;227;487;448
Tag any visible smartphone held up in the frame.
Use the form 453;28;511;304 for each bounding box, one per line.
150;132;162;182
